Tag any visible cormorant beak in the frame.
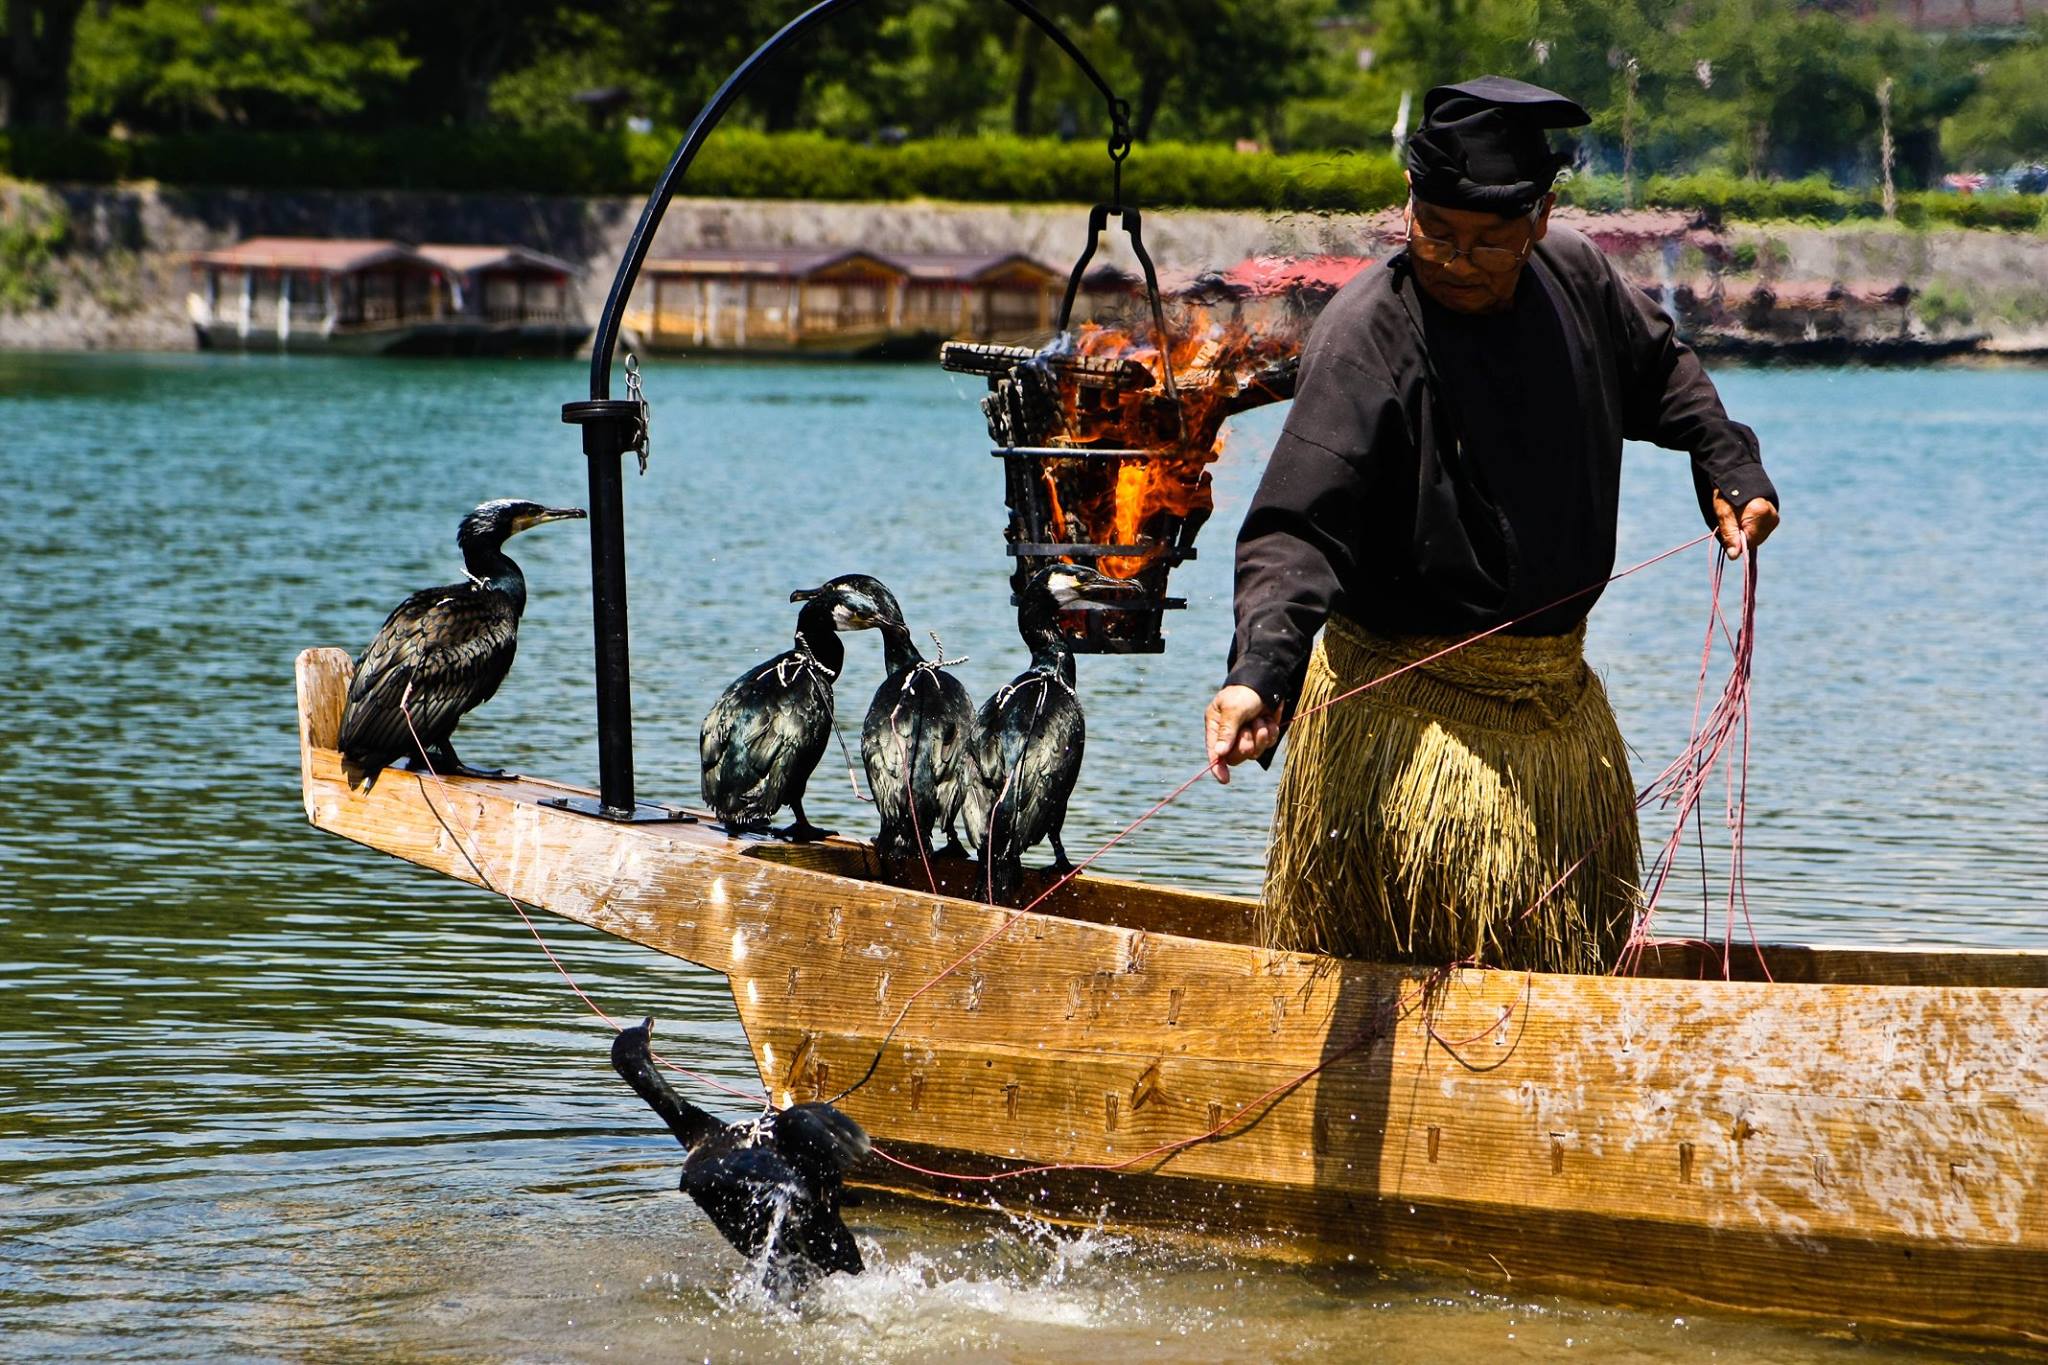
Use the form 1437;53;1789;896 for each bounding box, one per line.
512;506;587;535
790;586;823;603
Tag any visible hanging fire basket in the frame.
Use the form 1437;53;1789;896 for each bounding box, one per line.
941;209;1297;653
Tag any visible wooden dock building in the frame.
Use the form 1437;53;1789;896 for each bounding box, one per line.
417;244;588;354
624;247;1060;357
895;251;1062;345
187;237;586;355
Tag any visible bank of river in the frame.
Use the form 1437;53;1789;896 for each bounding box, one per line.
2;353;2043;1359
6;180;2048;354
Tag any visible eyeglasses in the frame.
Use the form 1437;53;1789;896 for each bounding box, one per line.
1405;224;1532;273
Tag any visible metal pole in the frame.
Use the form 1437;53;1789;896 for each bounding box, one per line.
554;401;660;820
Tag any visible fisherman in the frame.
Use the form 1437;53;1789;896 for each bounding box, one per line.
1203;75;1780;974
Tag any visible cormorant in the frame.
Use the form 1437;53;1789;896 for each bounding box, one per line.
860;590;976;861
338;498;585;790
700;574;901;839
611;1017;867;1287
960;564;1145;900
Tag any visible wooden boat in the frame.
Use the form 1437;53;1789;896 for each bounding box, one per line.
295;647;2048;1346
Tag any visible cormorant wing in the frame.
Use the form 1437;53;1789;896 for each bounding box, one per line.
971;668;1083;854
700;654;831;819
770;1101;871;1180
680;1138;864;1276
679;1140;808;1257
339;583;518;771
923;670;975;789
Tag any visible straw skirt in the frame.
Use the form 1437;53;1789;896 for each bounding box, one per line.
1259;615;1640;974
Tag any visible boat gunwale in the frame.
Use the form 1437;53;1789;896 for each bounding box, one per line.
295;646;2048;996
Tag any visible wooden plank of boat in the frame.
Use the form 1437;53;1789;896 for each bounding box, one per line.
295;647;2048;1345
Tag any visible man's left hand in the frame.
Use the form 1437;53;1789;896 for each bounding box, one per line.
1713;493;1779;558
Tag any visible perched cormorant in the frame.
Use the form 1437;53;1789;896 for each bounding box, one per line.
860;589;976;861
338;498;585;790
611;1017;868;1287
960;564;1145;900
700;574;901;839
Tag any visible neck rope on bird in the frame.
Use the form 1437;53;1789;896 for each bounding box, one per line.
776;640;838;690
993;666;1073;717
395;530;1760;1190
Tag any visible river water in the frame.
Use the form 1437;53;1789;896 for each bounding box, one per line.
2;351;2043;1361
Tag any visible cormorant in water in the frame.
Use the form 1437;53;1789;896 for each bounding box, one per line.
860;587;976;861
338;498;585;790
611;1017;867;1287
700;574;900;839
961;565;1145;900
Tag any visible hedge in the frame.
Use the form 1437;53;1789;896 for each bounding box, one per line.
1561;169;2045;230
1;126;2038;228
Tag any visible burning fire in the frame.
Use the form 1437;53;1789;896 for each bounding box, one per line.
1046;310;1292;578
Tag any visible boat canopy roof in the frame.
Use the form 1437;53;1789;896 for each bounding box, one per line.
641;246;906;281
641;246;1059;285
892;251;1060;284
190;237;429;274
418;243;579;278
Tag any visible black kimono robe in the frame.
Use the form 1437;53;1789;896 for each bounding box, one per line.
1226;225;1778;708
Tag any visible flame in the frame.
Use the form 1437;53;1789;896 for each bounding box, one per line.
1042;308;1292;579
1040;468;1069;541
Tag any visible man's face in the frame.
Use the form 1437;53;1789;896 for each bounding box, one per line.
1404;192;1554;315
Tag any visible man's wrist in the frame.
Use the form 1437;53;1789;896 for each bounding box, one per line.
1222;659;1291;711
1714;461;1777;512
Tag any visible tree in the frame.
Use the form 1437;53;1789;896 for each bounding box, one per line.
1941;23;2048;169
69;0;412;132
351;0;559;127
2;0;84;128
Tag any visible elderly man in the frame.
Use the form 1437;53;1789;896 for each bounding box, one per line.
1205;76;1780;973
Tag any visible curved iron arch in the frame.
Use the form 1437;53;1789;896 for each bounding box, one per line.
589;0;1130;400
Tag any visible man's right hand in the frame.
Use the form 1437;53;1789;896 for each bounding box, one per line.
1206;684;1283;784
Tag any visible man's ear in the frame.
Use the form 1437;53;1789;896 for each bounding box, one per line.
1530;191;1557;242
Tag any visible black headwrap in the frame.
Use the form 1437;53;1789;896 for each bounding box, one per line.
1406;75;1590;215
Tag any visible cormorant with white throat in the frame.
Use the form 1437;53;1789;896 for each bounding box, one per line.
700;574;900;839
860;586;976;861
338;498;585;790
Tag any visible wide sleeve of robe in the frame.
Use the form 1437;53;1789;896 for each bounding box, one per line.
1595;244;1780;520
1224;282;1408;710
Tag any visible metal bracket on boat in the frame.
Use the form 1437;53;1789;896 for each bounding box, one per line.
538;795;694;824
1054;202;1181;412
623;353;651;475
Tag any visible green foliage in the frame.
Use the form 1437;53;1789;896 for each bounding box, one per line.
69;0;414;131
0;181;70;312
1914;280;1975;331
1563;165;2044;228
7;0;2048;209
1941;25;2048;169
2;126;2042;230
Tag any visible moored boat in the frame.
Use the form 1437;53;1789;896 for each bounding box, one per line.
296;646;2048;1347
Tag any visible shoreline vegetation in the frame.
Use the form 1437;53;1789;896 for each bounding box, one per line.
5;128;2046;229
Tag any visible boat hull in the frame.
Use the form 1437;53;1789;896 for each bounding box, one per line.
295;648;2048;1345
